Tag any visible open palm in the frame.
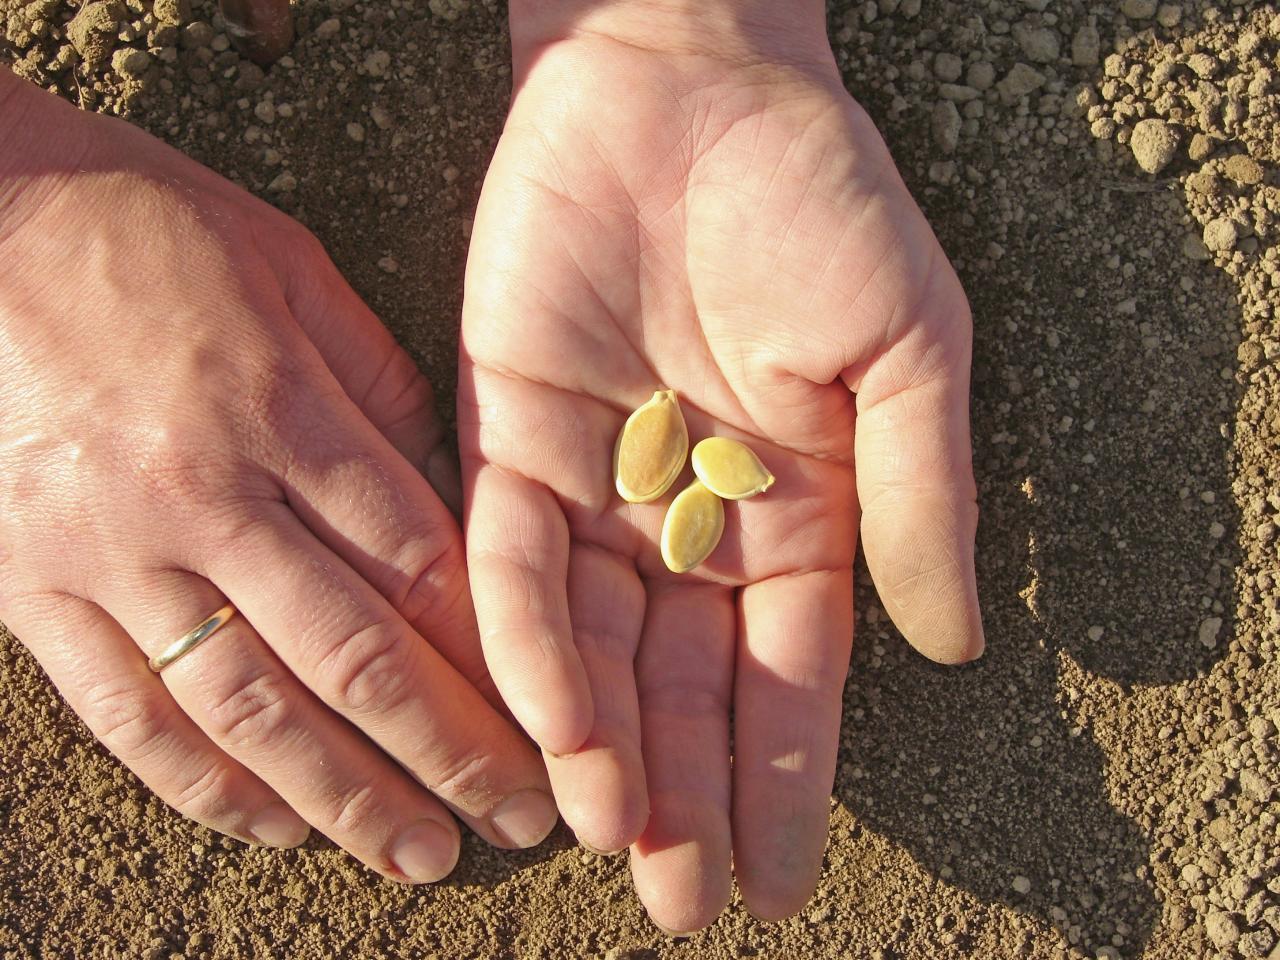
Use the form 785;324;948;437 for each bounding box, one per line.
459;36;983;931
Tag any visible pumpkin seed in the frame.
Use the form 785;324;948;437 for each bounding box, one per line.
691;437;775;500
660;480;725;574
613;389;688;503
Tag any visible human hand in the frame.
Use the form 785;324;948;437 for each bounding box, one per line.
0;71;556;882
459;0;983;931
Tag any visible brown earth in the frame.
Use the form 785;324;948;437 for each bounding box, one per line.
2;0;1279;958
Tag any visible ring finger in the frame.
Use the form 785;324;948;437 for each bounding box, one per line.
104;568;463;884
3;591;306;848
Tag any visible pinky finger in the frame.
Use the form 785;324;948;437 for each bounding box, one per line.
5;592;309;848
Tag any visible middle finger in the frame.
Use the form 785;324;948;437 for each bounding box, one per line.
200;504;558;850
107;568;462;883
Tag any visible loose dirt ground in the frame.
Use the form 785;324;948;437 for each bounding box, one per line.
2;0;1279;958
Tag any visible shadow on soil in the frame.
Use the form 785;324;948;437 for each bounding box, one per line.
830;16;1244;958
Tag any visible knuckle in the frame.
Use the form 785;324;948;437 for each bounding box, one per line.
132;421;224;505
367;347;438;432
428;748;501;810
572;624;639;663
167;760;243;826
203;666;296;750
395;539;468;627
637;679;730;721
233;352;316;451
86;683;174;760
284;223;330;271
205;505;274;554
472;550;546;622
316;619;418;716
325;778;384;837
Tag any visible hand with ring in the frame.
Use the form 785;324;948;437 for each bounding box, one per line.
0;68;557;882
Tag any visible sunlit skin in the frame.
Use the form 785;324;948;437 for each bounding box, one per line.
0;69;556;884
461;1;984;932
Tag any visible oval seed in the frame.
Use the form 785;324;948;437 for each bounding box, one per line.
660;480;725;574
613;389;689;504
691;437;775;500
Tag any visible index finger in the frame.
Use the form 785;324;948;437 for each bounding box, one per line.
463;462;594;756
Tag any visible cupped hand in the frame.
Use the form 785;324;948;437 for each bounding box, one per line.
0;73;556;882
460;15;983;931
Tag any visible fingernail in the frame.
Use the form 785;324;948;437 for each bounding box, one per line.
248;803;310;848
652;919;696;939
579;840;623;856
390;820;459;883
488;789;558;848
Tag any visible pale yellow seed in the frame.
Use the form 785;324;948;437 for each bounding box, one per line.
613;389;689;504
690;437;775;500
660;480;725;574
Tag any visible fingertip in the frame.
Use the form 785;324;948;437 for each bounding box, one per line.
733;804;826;923
487;788;559;849
567;809;648;858
247;802;311;849
650;918;702;939
737;865;824;926
861;499;984;667
552;752;650;854
739;878;819;924
902;596;986;665
389;819;461;884
638;874;729;938
910;625;985;665
518;691;595;758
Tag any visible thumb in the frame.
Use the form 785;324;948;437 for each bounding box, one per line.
849;295;984;664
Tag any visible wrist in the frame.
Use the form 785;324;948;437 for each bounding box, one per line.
508;0;833;75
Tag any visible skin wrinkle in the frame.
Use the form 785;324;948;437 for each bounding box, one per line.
1;77;570;878
468;360;860;583
468;13;977;901
483;0;976;918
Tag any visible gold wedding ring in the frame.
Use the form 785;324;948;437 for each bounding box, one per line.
147;603;238;673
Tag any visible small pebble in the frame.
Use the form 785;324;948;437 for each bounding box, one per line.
111;47;151;78
933;52;963;82
1072;23;1100;66
1198;616;1223;649
1012;21;1059;63
364;49;391;77
1203;218;1240;253
1223;154;1264;185
1205;911;1241;950
1130;119;1178;174
266;171;296;193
